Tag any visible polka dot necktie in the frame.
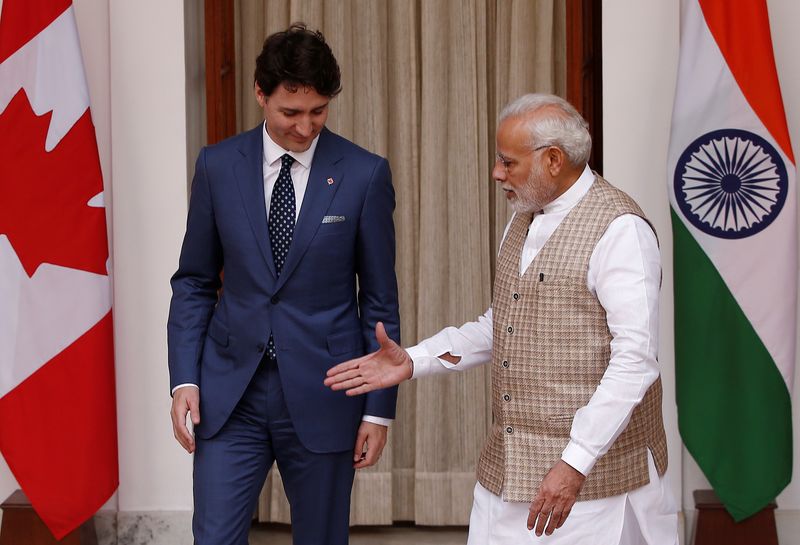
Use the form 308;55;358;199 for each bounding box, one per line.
266;153;295;359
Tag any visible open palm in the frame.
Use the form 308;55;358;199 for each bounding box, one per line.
324;322;412;395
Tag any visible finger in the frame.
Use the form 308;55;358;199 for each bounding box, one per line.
329;376;369;392
325;368;366;388
180;432;195;453
365;436;385;465
354;447;375;469
534;504;553;537
355;436;385;469
545;509;562;535
527;497;544;530
375;322;390;347
172;419;195;453
171;397;197;453
557;505;573;529
345;384;379;396
187;396;201;425
353;432;367;463
326;355;367;377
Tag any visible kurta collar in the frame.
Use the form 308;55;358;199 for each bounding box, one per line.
541;164;594;215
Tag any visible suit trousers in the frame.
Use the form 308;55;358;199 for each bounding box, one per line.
192;356;356;545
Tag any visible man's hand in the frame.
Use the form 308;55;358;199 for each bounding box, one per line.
353;421;388;469
170;386;201;453
527;460;587;537
324;322;412;395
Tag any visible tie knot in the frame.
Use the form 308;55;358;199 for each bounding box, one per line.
281;154;295;169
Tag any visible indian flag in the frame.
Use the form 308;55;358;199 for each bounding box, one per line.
668;0;795;521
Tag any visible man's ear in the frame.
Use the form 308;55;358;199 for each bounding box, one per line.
545;146;566;177
254;82;266;107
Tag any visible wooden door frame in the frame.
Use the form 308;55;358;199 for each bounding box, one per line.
566;0;603;173
204;0;236;145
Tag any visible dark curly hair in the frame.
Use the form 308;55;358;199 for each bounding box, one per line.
254;23;342;98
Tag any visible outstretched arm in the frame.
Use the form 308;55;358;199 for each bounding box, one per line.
325;322;464;395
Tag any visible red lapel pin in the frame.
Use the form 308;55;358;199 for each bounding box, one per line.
327;177;335;186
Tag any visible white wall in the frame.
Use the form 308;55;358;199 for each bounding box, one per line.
603;0;800;541
108;0;192;512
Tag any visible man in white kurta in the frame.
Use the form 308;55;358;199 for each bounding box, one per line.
325;94;679;544
409;163;678;544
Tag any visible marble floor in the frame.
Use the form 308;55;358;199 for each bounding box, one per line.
250;524;468;545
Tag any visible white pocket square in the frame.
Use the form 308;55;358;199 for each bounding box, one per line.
322;215;346;224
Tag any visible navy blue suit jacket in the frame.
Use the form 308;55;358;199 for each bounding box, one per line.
167;125;400;453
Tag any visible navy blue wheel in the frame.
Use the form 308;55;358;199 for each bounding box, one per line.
673;128;788;239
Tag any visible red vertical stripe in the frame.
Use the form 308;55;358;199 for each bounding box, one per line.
0;0;72;64
0;314;118;539
698;0;794;163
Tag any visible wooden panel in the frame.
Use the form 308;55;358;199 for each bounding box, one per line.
693;489;778;545
205;0;237;144
0;490;97;545
566;0;602;173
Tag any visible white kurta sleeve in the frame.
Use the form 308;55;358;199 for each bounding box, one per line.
561;214;661;475
406;307;495;378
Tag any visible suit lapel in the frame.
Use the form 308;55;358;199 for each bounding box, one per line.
234;125;277;278
275;128;344;291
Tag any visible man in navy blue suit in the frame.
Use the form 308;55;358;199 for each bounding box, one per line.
167;24;400;545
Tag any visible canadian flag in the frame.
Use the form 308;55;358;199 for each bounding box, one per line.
0;0;118;538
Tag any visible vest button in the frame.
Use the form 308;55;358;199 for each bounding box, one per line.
270;295;280;304
507;325;513;334
502;360;509;368
506;426;513;434
512;292;520;300
503;394;511;401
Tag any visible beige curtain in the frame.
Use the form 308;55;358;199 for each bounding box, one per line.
233;0;565;526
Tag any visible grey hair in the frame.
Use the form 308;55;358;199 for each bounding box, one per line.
498;94;592;166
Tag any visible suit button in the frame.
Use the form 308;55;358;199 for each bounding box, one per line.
270;295;280;304
507;325;513;334
503;394;511;401
506;426;513;434
502;360;509;368
257;343;265;352
512;292;520;300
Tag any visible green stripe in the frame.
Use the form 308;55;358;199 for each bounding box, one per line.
672;210;792;521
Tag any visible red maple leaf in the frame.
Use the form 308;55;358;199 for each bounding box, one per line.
0;90;109;277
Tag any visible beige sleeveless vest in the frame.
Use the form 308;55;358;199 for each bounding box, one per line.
476;176;668;502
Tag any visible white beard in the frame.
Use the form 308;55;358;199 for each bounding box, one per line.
509;161;558;214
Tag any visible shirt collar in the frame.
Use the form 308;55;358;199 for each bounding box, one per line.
541;164;595;214
262;120;320;169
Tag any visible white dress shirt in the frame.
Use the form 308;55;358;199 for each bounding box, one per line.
406;165;661;475
175;123;391;427
262;122;318;220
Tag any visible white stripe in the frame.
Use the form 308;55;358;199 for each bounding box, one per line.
0;7;90;150
0;237;111;398
667;0;797;388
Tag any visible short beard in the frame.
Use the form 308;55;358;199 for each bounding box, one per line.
509;161;558;214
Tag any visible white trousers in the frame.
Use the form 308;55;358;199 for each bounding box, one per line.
467;453;678;545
